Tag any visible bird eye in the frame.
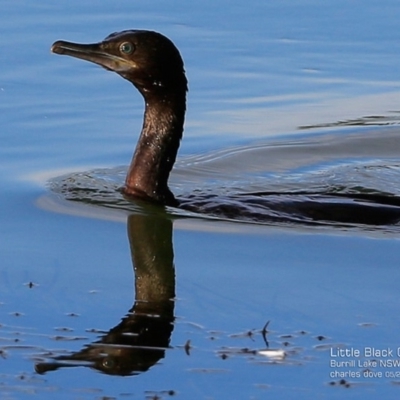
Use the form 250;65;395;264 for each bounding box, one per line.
119;42;134;55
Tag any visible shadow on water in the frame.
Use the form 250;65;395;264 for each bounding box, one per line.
35;211;176;376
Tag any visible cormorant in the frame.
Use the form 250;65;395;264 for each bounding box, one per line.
51;30;400;226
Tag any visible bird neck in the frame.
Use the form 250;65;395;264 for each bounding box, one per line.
124;92;185;206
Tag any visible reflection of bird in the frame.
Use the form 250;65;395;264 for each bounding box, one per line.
35;213;175;376
52;31;400;227
52;30;186;206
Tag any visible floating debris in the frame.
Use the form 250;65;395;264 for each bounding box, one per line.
54;327;73;332
85;328;108;334
258;349;286;361
9;312;23;317
329;378;351;388
217;347;257;357
24;282;38;288
261;321;270;347
51;335;87;342
144;389;176;399
280;334;295;339
184;340;191;355
358;322;377;327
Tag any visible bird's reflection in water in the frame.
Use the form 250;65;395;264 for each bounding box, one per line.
35;211;175;376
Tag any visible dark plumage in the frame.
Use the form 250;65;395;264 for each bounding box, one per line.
52;30;187;206
52;30;400;227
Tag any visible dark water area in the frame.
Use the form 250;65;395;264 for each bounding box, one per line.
2;1;400;399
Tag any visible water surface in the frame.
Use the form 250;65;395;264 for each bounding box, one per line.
1;1;400;399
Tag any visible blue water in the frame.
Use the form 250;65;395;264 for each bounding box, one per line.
2;0;400;399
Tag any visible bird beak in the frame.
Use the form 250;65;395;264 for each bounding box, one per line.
51;40;133;73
